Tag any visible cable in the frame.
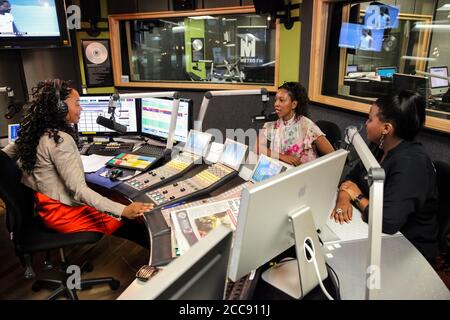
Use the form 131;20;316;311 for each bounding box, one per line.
326;262;341;300
304;242;334;300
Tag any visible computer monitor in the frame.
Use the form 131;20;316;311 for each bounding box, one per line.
338;22;384;52
346;64;358;74
77;95;138;136
250;154;285;183
393;73;428;98
183;130;213;157
117;225;233;300
218;139;248;171
8;123;20;143
363;3;399;29
141;97;193;143
376;67;397;79
228;150;348;299
429;66;449;96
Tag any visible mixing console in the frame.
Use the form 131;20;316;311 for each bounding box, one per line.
135;162;238;210
114;152;201;198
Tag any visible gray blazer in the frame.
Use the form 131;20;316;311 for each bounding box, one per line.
2;131;125;220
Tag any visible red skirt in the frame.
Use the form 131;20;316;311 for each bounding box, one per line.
35;192;123;235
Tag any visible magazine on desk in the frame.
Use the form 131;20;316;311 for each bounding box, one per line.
170;197;240;254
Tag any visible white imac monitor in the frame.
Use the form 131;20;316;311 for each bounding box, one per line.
118;225;232;300
228;149;348;299
429;66;449;96
183;130;213;157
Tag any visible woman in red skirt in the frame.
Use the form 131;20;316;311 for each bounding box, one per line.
2;79;153;249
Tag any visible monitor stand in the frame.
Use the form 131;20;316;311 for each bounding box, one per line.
261;206;328;299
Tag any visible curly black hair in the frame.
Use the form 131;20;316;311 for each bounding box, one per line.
278;81;310;117
15;79;77;173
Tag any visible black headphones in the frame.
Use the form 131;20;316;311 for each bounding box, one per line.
53;79;69;117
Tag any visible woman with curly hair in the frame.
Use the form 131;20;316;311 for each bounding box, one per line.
256;82;335;166
2;79;153;248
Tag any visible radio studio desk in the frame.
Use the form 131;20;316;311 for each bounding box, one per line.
85;156;450;300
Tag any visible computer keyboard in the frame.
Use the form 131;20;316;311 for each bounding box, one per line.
133;144;165;157
85;142;135;156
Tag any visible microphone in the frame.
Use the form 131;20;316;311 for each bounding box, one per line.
251;111;278;123
96;93;127;133
96;116;127;134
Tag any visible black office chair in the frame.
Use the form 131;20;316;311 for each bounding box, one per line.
434;161;450;256
0;150;120;300
315;120;342;150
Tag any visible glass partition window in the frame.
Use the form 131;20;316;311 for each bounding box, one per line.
109;7;279;90
310;0;450;133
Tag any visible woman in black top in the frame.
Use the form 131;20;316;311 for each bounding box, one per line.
331;90;439;261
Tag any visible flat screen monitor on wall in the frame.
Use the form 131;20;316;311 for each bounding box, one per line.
141;97;193;143
338;22;383;52
363;3;399;30
0;0;70;49
77;95;138;136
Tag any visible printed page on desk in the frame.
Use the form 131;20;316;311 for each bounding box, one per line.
324;206;401;243
81;155;114;173
170;198;240;254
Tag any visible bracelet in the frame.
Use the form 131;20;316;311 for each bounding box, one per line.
353;193;365;205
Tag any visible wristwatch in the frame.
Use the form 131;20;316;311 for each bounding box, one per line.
354;193;364;205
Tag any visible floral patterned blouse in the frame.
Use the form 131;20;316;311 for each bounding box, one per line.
261;116;325;164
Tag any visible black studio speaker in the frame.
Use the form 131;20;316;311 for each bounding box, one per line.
80;0;101;24
173;0;196;11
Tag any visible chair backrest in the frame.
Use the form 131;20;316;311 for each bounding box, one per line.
316;120;342;150
433;160;450;252
0;150;36;248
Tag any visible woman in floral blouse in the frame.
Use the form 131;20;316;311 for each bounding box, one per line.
256;82;335;166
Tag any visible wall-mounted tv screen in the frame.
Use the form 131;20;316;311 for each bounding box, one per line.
0;0;70;49
338;22;384;52
364;3;399;30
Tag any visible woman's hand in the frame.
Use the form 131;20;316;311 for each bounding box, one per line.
339;181;363;201
279;154;302;166
122;202;154;220
330;190;353;224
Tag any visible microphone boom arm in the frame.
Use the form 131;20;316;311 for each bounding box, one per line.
345;126;385;300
